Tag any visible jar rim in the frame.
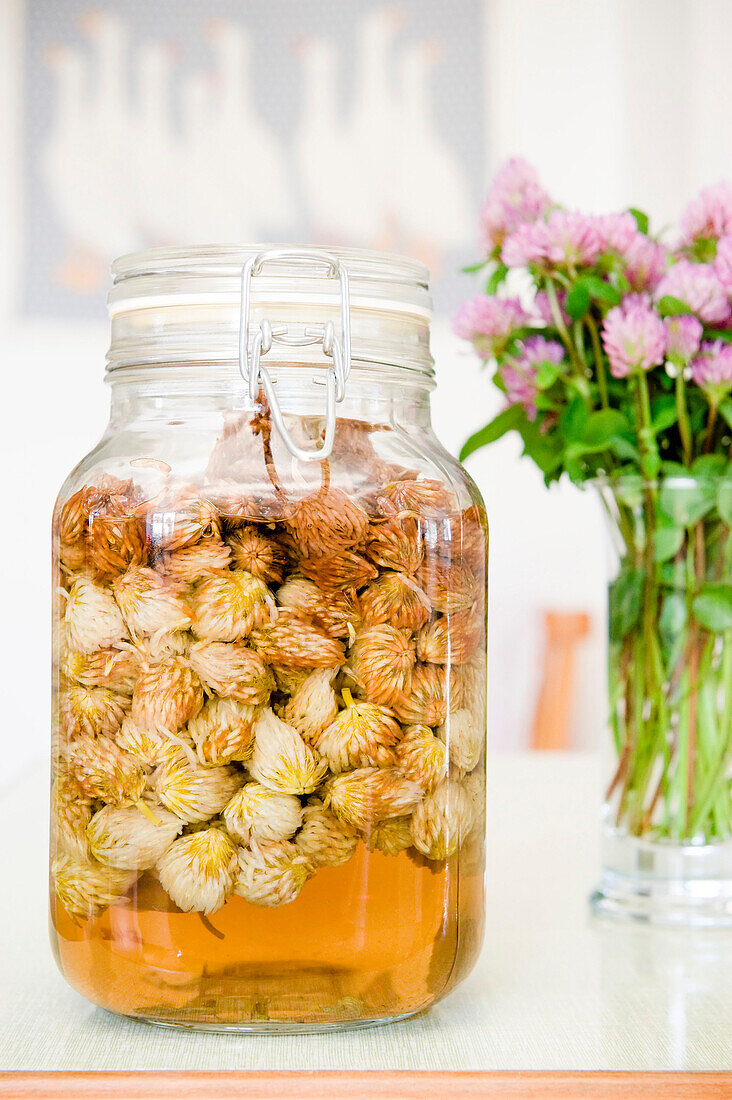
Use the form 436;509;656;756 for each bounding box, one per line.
111;243;430;290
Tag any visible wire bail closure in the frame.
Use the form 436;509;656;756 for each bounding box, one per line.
238;248;352;462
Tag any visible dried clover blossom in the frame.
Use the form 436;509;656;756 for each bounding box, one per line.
366;513;424;575
296;799;358;868
393;663;462;727
460;654;488;727
152;755;242;822
450;505;487;574
113;566;191;636
324;767;423;831
115;715;190;767
189;640;274;705
364;816;413;856
223;782;303;846
416;607;482;664
360;571;431;632
394;723;448;792
275;575;322;617
64;577;128;654
299;550;377;594
138;493;222;552
187;697;257;766
462;768;486;824
272;665;310;695
134;630;191;665
283;488;370;559
276;576;361;641
248;708;328;795
235;839;310;907
281;670;337;745
160;539;232;584
52;853;136;921
250;608;345;669
66;732;146;806
417;562;477;614
310;589;363;642
61;646;140;694
86;513;146;585
382;479;453;516
204;479;284;525
59;683;128;740
410;777;476;861
132;656;203;734
87;801;183;870
156;828;238;914
191;570;273;642
348;625;415;706
51;776;92;860
438;708;483;772
58;481;145;585
228;526;288;584
314;689;402;772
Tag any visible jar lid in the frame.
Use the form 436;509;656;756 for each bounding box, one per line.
107;244;434;377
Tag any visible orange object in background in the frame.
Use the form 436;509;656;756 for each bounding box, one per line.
531;611;591;751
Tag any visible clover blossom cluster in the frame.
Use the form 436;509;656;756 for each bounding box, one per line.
455;162;732;476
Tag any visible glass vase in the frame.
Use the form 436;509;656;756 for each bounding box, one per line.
590;473;732;927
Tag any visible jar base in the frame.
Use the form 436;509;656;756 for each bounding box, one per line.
590;827;732;928
116;1007;423;1035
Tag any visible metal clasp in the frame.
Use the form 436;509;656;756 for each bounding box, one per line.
239;248;351;462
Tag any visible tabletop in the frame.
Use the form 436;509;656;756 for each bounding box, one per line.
1;753;731;1078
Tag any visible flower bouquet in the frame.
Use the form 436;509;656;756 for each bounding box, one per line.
456;161;732;924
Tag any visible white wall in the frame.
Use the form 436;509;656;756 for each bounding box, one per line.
2;0;732;782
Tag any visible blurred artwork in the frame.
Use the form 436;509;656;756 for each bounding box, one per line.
21;0;484;317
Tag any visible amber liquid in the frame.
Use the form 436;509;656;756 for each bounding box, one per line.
51;841;484;1029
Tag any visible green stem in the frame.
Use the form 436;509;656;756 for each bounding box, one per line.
674;367;693;466
586;313;609;409
635;371;660;482
545;277;590;391
689;634;732;833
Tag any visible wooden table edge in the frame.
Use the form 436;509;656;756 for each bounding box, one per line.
0;1071;730;1099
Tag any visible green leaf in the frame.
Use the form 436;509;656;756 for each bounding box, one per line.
609;569;644;642
659;479;716;526
485;262;509;294
692;584;732;632
628;208;650;234
519;419;564;475
691;454;727;477
566;282;591;320
535;360;562;389
657;295;692;318
651;395;678;433
459;404;524;461
577;275;621;307
461;260;487;274
718;481;732;525
719;398;732;430
609;437;641;462
559;395;589;442
659;592;687;659
653;520;685;562
581;409;631;447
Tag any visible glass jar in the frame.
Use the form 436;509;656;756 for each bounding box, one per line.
591;474;732;926
50;246;488;1030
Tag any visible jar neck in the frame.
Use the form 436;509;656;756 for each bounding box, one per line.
106;365;435;432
